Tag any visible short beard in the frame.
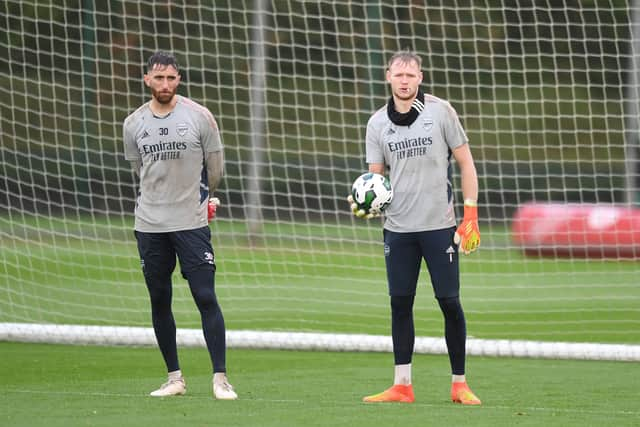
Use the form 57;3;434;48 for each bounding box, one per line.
152;88;176;104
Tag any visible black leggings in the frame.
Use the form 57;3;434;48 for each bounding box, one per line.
145;267;227;373
390;294;466;375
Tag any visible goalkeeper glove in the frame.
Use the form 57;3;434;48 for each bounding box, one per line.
347;195;381;219
207;197;220;222
454;199;480;255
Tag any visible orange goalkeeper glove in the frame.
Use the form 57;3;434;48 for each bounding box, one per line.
207;197;220;222
454;199;480;255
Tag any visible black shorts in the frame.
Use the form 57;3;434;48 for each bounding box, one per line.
383;227;459;298
135;226;215;279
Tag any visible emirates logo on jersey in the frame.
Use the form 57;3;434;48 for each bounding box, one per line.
177;123;189;136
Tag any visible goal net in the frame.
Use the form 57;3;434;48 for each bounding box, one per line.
1;1;639;361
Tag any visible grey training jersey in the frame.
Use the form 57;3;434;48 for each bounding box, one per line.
123;95;223;232
366;94;468;232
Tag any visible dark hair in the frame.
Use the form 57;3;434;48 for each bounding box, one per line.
146;51;180;73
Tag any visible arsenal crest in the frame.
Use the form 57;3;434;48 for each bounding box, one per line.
177;123;189;136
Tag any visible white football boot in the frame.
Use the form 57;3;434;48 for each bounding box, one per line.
149;377;186;397
213;374;238;400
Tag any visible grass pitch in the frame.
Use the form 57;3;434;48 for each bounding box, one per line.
2;342;638;427
2;216;639;425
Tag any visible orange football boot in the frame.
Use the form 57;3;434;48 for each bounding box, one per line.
363;384;415;403
451;382;481;405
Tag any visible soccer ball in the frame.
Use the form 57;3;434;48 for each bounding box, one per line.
351;172;393;214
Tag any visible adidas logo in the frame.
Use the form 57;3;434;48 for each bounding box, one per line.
141;130;150;139
446;246;455;263
412;98;425;113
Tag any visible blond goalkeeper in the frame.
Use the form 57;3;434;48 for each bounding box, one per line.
353;50;481;405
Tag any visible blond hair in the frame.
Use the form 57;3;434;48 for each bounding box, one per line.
387;50;422;70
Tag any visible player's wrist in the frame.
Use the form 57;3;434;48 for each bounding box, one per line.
462;199;478;220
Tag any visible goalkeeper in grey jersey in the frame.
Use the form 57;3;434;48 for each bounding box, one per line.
123;51;236;400
357;50;481;405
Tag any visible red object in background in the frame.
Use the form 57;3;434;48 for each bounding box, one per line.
511;202;640;258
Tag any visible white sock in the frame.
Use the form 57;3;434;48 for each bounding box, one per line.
393;363;412;385
168;370;182;381
452;374;466;384
213;372;228;384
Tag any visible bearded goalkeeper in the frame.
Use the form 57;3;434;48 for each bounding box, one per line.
123;51;236;400
353;50;481;405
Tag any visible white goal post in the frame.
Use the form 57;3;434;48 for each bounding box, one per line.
1;1;639;361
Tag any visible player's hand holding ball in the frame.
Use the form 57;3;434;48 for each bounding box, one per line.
207;197;220;222
347;194;381;219
348;172;393;220
454;199;480;254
